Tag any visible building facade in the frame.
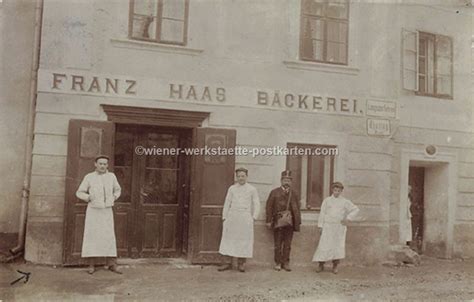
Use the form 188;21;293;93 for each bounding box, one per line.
2;0;473;265
0;0;37;248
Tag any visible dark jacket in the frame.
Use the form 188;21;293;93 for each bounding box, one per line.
265;187;302;232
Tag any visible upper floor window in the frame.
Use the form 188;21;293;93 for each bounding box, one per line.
402;29;453;99
129;0;189;46
300;0;349;65
286;143;336;210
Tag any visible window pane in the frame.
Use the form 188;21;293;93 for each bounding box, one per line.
435;35;452;97
326;1;348;19
437;56;451;76
419;75;426;93
427;74;435;94
338;43;347;64
418;57;425;74
419;38;425;56
162;0;186;20
312;40;324;61
146;133;179;169
327;41;345;63
307;155;324;209
301;18;323;60
327;20;347;43
426;38;435;93
131;15;157;39
300;156;308;209
303;0;325;16
309;18;324;40
114;125;134;204
115;167;132;203
115;127;134;167
436;76;451;96
133;0;158;16
286;153;302;203
161;19;185;43
436;35;451;57
142;169;178;204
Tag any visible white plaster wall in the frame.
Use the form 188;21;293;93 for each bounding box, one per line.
0;0;36;233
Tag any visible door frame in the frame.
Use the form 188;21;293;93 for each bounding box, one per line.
102;104;210;260
399;148;457;258
114;124;192;258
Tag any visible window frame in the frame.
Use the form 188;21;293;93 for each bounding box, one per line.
299;0;350;66
128;0;190;46
286;143;336;211
415;31;453;99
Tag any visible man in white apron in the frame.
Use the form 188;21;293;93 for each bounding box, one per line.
218;167;260;272
76;155;122;275
405;185;413;244
313;182;359;274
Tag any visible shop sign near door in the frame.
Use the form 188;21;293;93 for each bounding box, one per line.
367;118;391;136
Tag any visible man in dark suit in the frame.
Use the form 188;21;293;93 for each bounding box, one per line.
265;170;301;271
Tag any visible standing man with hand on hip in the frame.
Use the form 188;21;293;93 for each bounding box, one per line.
218;167;260;272
76;155;122;275
313;182;359;274
266;170;301;272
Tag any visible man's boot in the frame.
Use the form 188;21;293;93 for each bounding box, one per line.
274;263;282;271
107;258;122;274
282;263;292;272
315;262;324;273
87;258;96;275
218;263;232;271
218;256;233;271
332;260;339;274
237;258;246;272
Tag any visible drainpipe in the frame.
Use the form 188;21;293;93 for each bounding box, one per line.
9;0;44;256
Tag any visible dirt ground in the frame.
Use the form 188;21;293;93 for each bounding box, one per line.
0;256;473;301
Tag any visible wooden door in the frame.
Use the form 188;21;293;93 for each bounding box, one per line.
135;128;190;257
63;119;116;265
189;128;236;264
113;124;141;258
114;124;191;258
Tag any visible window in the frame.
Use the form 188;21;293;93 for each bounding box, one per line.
129;0;189;45
286;144;335;210
300;0;349;65
402;29;453;98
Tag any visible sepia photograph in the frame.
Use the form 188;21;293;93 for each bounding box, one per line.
0;0;473;300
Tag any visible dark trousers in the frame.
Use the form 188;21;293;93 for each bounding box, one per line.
273;226;294;265
88;257;116;266
223;256;246;265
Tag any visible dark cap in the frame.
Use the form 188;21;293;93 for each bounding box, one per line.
331;181;344;189
235;167;248;175
94;155;110;162
281;170;292;179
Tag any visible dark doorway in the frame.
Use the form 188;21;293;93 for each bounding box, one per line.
113;124;192;258
409;166;425;254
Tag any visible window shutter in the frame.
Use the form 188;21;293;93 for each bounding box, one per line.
402;28;419;91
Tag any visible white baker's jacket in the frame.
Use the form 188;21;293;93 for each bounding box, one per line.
76;171;121;208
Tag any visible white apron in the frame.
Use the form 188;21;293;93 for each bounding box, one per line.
404;197;413;242
81;206;117;257
219;183;260;258
313;196;359;262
